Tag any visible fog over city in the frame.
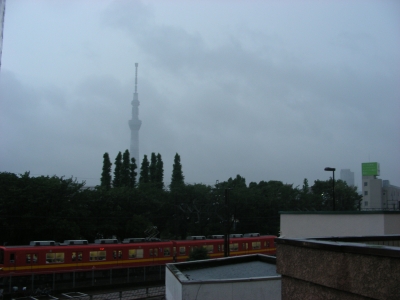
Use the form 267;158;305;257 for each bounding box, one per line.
1;0;399;189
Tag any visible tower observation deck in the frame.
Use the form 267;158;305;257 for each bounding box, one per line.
129;63;142;164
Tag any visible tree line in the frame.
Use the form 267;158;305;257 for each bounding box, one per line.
0;150;362;245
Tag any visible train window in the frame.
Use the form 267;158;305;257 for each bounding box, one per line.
154;249;158;256
179;247;186;255
72;252;76;261
129;249;143;259
78;252;82;261
252;242;261;250
56;253;65;262
229;243;238;251
173;247;176;255
242;243;248;250
129;249;136;258
112;250;123;259
164;247;171;256
46;253;65;263
26;254;31;263
33;254;37;263
10;253;15;263
149;249;153;256
90;251;106;261
205;245;213;253
218;245;224;252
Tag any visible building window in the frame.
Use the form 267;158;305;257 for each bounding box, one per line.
364;201;368;206
364;182;368;186
364;191;368;196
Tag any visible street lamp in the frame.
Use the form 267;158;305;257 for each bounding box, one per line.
324;167;336;211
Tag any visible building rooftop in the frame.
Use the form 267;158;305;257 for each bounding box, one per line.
167;254;279;284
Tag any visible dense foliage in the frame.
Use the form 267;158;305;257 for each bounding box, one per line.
0;151;362;245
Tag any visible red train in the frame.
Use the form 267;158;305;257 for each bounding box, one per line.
0;234;276;276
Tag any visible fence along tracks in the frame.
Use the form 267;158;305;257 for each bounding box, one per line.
11;287;166;300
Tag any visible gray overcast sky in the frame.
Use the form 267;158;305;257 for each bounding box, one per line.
1;0;399;189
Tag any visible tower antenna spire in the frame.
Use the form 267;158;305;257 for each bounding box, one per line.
129;62;142;164
135;63;138;93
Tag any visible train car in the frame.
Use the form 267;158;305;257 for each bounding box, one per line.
172;234;276;262
0;235;276;295
0;239;175;276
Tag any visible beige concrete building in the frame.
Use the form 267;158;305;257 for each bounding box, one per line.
280;211;400;238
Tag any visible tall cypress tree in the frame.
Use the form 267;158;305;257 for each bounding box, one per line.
100;152;112;190
139;155;150;185
113;152;122;188
170;153;184;189
121;150;131;187
149;153;157;184
155;153;164;189
130;157;137;188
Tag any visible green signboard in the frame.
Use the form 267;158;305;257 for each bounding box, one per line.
362;162;380;176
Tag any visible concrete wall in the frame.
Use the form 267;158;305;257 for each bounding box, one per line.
165;267;182;300
384;214;400;234
280;212;400;238
276;239;400;300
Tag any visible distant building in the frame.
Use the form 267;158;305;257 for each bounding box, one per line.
340;169;354;186
383;180;400;210
165;255;281;300
361;162;400;210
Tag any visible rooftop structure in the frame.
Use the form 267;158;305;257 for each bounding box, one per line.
165;254;281;300
276;235;400;299
280;211;400;238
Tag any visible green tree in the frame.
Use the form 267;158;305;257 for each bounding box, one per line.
121;150;131;187
0;172;86;245
113;152;122;188
170;153;184;189
149;153;157;184
155;153;164;189
130;157;138;188
187;246;210;261
100;153;112;190
311;179;360;211
139;155;150;186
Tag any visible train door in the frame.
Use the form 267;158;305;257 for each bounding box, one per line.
149;248;158;265
72;251;83;268
25;253;38;271
242;242;249;255
9;252;16;271
112;250;123;265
